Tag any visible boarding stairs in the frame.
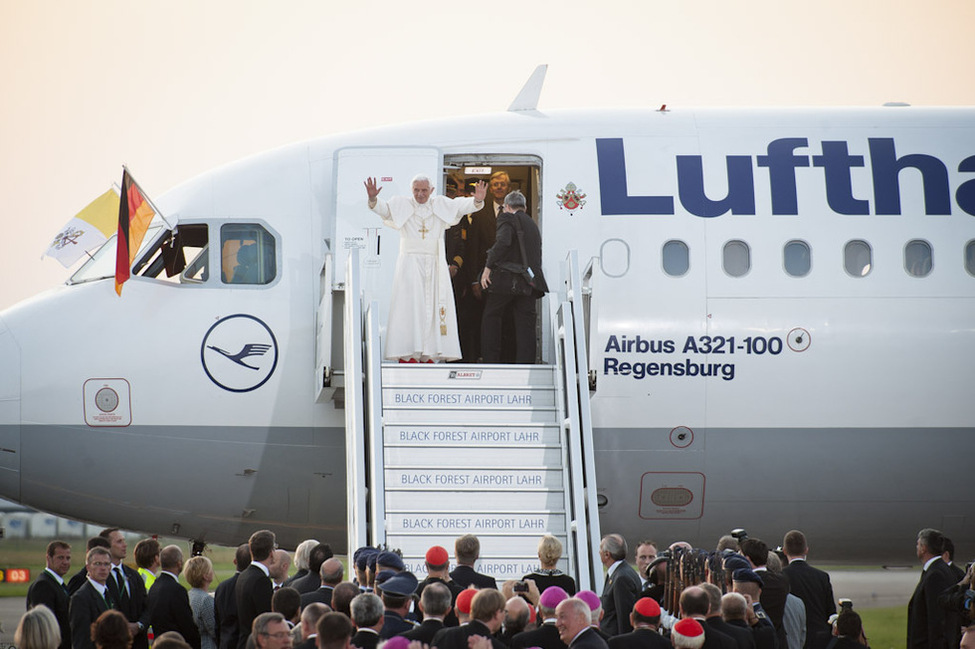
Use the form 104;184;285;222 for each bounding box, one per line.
339;249;603;591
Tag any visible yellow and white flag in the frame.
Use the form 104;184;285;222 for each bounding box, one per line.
44;188;120;267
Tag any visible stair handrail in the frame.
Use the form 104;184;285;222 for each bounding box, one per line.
344;247;368;558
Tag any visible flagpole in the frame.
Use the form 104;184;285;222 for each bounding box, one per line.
121;165;176;229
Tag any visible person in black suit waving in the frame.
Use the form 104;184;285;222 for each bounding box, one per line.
907;528;954;649
479;190;548;364
148;545;201;649
27;540;73;649
781;531;834;649
236;530;277;649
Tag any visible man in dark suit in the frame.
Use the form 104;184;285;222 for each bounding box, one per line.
236;529;277;649
293;603;329;649
215;543;251;649
555;598;609;649
101;528;150;649
301;558;343;608
69;547;115;649
908;528;954;649
148;545;201;649
450;534;498;590
460;171;510;362
722;592;768;649
480;190;548;365
598;534;641;636
416;546;464;627
317;612;354;649
67;537;111;596
741;539;789;649
402;582;451;644
782;530;834;649
431;588;507;649
349;593;384;649
680;586;739;649
291;543;333;595
27;540;73;649
608;597;670;649
700;584;756;649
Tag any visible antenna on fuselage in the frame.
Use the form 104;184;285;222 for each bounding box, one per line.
508;64;548;112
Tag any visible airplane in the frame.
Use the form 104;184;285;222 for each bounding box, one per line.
0;68;973;574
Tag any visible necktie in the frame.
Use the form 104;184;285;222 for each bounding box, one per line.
115;568;129;607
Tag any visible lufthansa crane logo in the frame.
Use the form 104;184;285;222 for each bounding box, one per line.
201;315;278;393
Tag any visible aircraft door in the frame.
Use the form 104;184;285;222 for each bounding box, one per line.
333;147;442;355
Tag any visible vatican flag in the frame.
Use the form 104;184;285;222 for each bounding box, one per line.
44;188;120;267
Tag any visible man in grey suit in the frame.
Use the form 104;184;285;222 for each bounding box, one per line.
598;534;641;636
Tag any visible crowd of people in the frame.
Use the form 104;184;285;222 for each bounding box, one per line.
16;527;975;649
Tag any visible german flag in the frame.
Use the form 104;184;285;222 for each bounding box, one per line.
115;169;156;295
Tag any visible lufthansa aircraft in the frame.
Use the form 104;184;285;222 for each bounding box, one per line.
0;70;973;566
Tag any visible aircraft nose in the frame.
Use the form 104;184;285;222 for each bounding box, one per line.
0;313;21;501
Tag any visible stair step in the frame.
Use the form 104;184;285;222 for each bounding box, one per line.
383;425;562;448
381;364;557;388
384;447;564;467
386;512;567;536
385;490;566;511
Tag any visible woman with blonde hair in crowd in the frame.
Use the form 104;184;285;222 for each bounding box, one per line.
522;533;577;595
15;605;60;649
184;555;217;649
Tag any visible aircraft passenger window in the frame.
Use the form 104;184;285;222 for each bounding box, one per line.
221;224;276;285
904;240;932;278
662;240;689;276
967;241;975;277
784;240;811;277
844;240;872;277
723;240;750;277
134;224;209;284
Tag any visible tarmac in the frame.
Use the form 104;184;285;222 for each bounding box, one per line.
0;568;921;644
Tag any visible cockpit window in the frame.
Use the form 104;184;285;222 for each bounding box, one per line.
135;224;209;283
221;224;276;285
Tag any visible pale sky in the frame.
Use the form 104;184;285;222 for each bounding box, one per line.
1;0;972;310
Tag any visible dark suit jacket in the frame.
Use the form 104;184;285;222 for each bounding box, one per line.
523;570;577;596
512;622;566;649
417;576;466;627
607;627;670;649
235;564;273;649
148;572;202;649
484;210;548;295
27;569;71;649
283;569;308;588
600;562;641;636
706;617;756;649
69;581;110;649
294;639;317;649
907;558;954;649
467;201;501;283
300;585;334;608
214;573;240;649
755;568;789;649
449;565;498;590
107;564;150;649
782;560;834;649
401;618;444;645
569;628;609;649
727;619;775;649
432;620;507;649
692;617;738;649
352;629;381;649
289;570;322;595
67;568;89;596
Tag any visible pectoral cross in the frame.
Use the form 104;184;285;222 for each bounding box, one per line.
418;222;429;239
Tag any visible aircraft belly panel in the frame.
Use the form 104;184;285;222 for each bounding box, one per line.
18;424;347;549
0;317;20;500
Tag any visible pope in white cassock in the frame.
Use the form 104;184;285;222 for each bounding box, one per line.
365;175;488;362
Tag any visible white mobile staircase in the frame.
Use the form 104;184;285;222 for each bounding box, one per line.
342;248;603;591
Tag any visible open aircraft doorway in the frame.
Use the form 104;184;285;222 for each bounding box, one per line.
442;155;545;363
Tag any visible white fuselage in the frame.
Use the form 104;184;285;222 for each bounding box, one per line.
0;107;972;563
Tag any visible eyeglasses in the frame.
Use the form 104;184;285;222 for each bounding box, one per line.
90;562;111;567
261;633;291;640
